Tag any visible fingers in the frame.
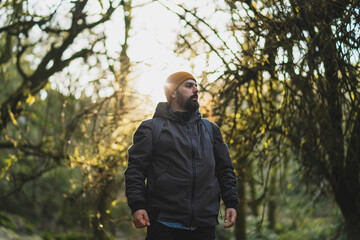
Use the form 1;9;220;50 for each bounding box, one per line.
224;208;230;224
133;216;144;228
224;208;237;228
132;209;150;228
143;211;150;227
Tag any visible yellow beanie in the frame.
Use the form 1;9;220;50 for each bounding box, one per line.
164;71;196;103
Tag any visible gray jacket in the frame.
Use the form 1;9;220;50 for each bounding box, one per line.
125;102;238;227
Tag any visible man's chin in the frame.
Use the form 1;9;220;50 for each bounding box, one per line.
185;101;199;113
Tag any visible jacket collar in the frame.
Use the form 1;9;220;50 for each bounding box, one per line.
153;102;201;124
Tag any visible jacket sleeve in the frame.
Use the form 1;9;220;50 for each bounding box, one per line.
212;123;239;210
125;119;153;214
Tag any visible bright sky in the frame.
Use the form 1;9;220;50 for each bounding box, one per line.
127;0;233;106
128;1;198;104
40;0;191;104
27;0;228;104
30;0;359;105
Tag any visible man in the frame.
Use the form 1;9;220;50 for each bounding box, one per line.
125;71;239;240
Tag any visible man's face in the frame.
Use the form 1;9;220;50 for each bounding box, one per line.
174;79;199;112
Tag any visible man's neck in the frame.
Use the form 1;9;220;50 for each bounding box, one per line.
169;104;187;113
171;110;192;122
170;108;187;113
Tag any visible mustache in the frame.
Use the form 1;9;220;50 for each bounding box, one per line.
190;93;198;99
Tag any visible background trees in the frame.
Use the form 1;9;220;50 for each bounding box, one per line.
172;0;359;239
0;0;147;239
1;0;359;239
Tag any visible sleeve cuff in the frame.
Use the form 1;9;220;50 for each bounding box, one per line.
225;201;238;210
130;202;146;214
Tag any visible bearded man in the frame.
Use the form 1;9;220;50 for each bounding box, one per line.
125;71;239;240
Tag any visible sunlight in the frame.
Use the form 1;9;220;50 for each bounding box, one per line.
44;0;225;106
127;1;231;105
129;1;196;105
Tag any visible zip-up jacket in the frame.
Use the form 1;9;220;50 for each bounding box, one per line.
125;102;239;227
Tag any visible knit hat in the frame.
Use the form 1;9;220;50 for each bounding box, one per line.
164;71;196;103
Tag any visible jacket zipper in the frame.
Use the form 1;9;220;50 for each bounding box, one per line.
188;123;196;225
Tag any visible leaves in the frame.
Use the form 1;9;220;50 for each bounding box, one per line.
175;0;359;238
7;106;17;127
0;0;138;238
25;93;35;106
0;154;17;180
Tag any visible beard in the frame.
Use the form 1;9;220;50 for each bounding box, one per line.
175;91;199;113
185;94;199;113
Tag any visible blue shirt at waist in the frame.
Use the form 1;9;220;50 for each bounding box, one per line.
157;220;197;231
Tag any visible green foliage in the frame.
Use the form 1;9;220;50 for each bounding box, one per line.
174;0;360;239
55;232;93;240
1;0;358;239
0;227;42;240
215;191;343;240
0;212;17;230
0;211;36;240
0;0;142;239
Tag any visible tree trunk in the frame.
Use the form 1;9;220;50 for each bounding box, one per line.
333;179;360;240
320;23;360;240
93;186;110;240
345;217;360;240
267;168;277;232
248;163;259;218
235;157;247;240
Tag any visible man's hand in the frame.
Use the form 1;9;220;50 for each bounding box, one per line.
132;209;150;228
224;208;237;228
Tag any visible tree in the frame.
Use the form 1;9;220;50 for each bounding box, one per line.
166;1;286;238
0;0;144;238
0;0;122;131
272;1;360;238
169;0;360;239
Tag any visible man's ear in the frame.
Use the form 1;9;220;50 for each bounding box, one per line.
171;91;176;99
